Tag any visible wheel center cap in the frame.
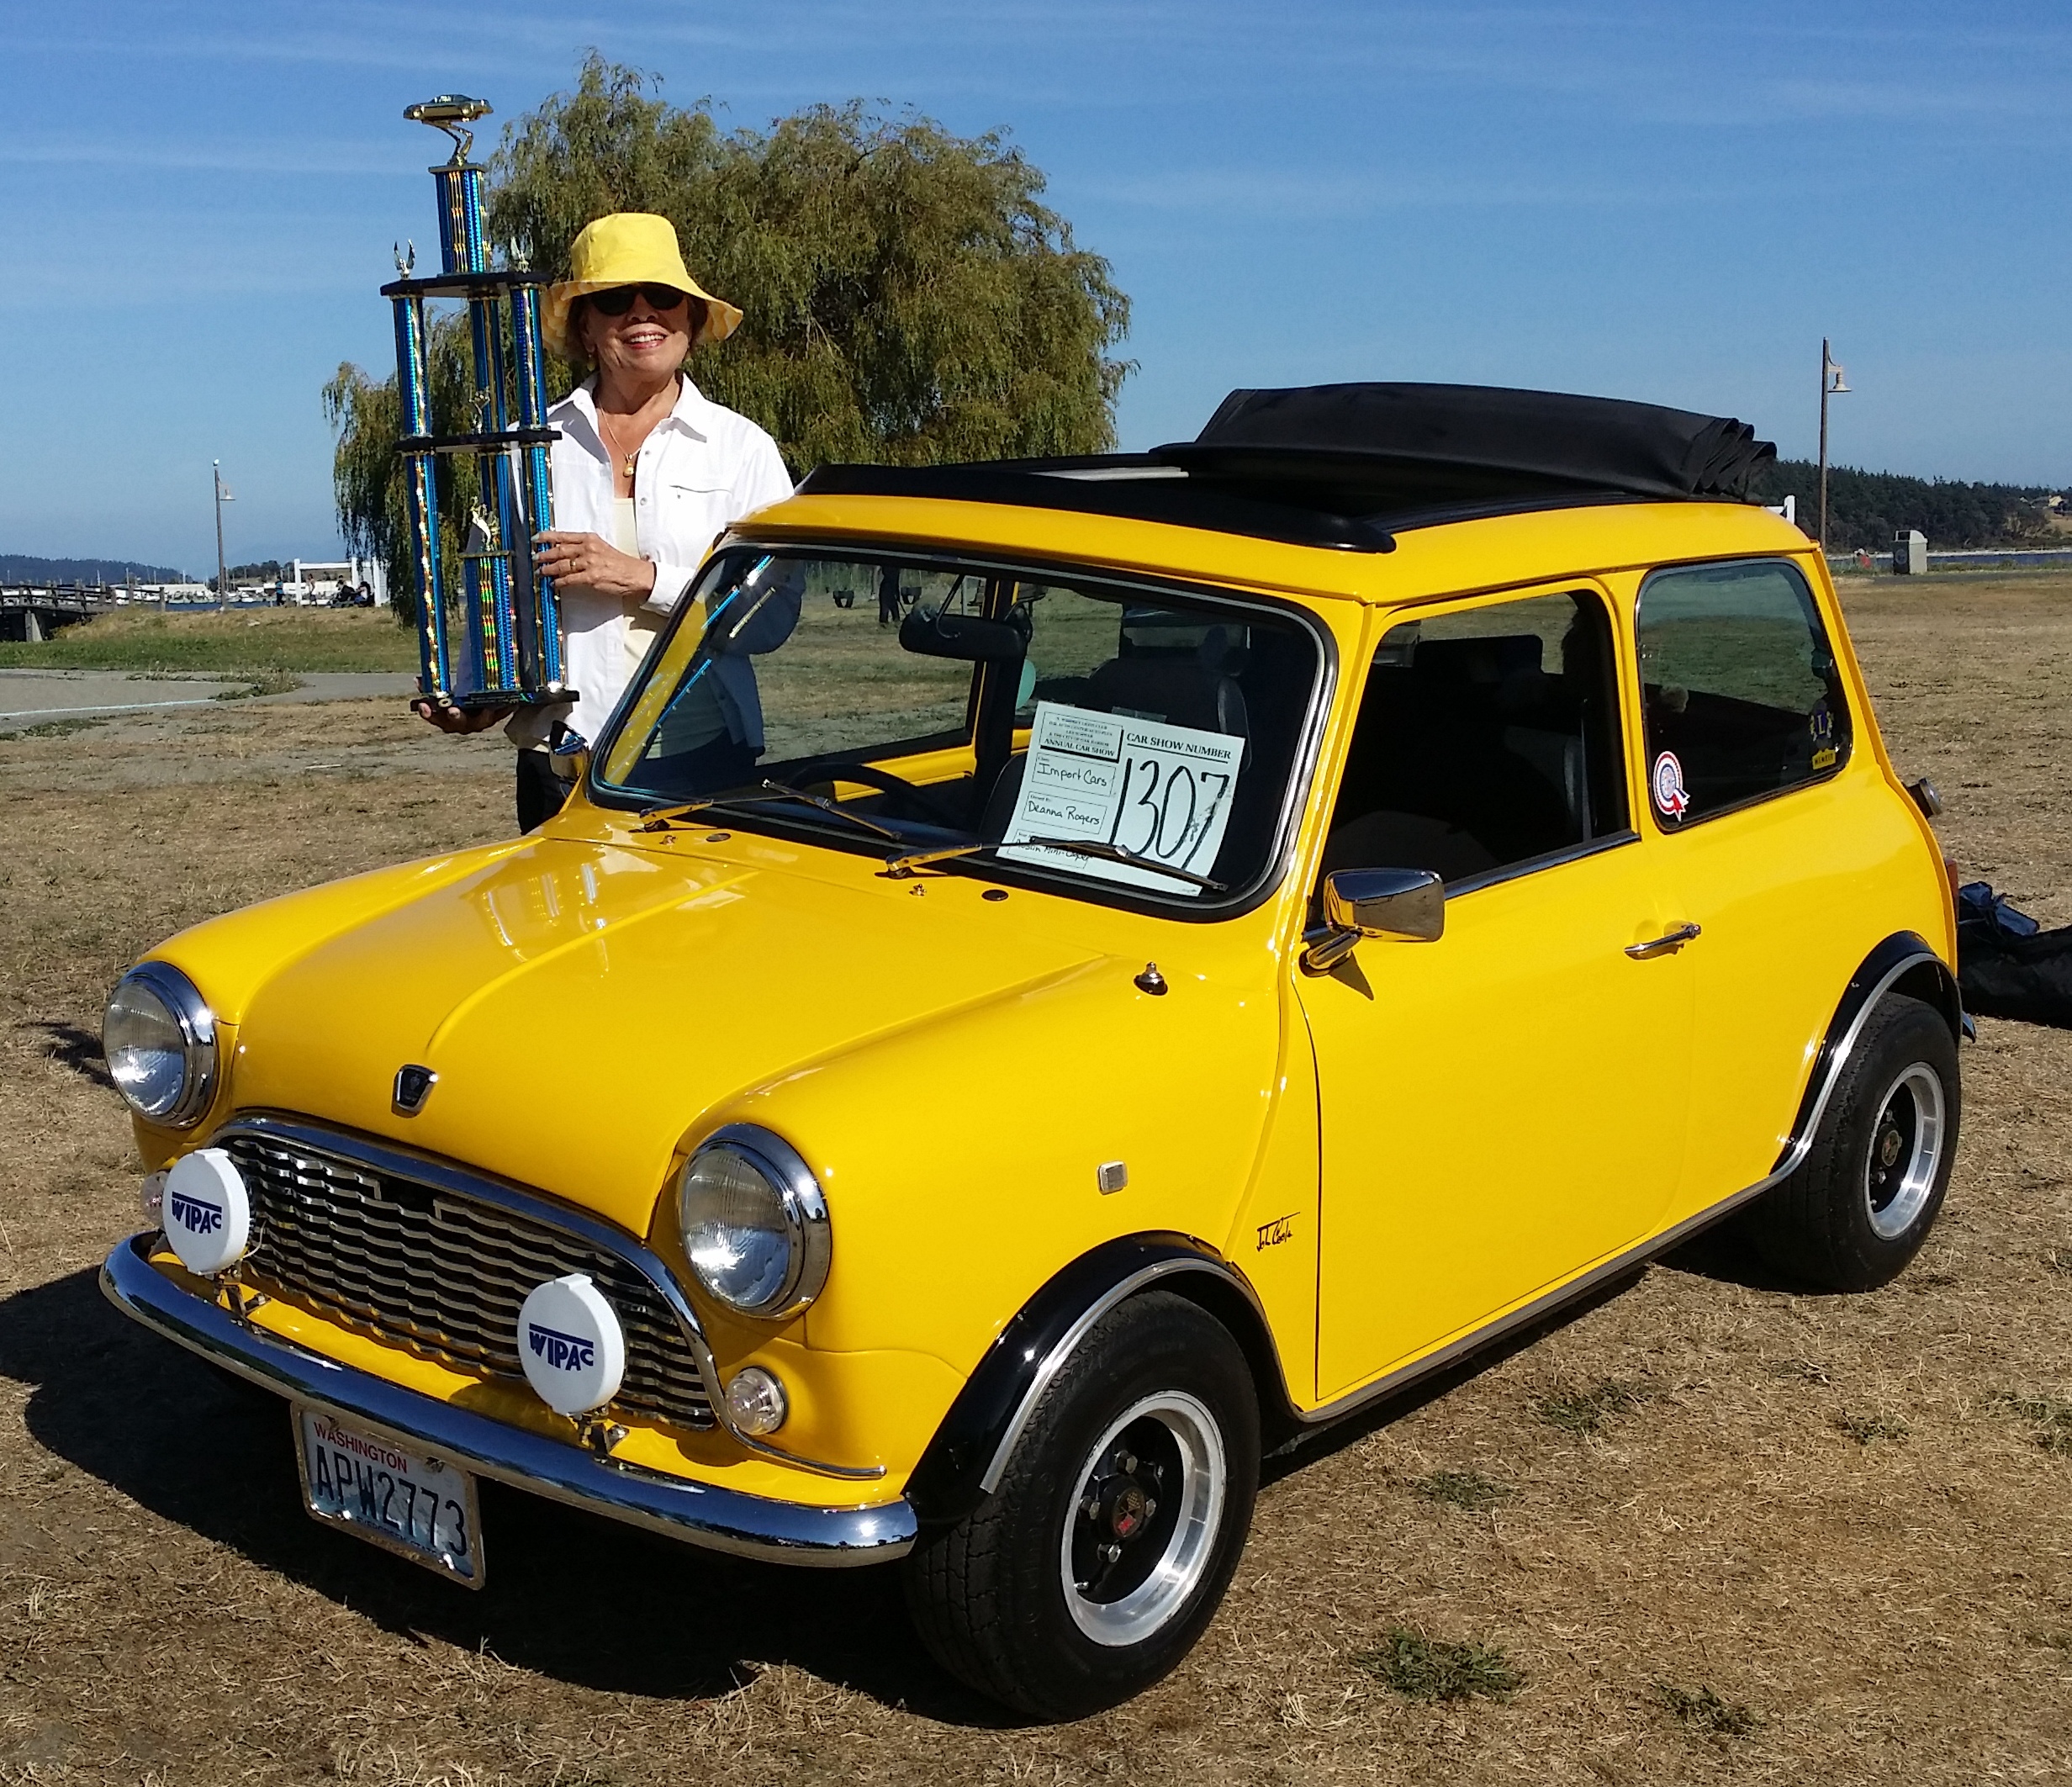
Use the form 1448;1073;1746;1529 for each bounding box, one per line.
1107;1481;1150;1541
1878;1126;1904;1170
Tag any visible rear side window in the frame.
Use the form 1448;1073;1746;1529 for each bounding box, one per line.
1636;559;1850;827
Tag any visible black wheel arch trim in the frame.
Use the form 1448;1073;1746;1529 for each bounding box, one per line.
1773;930;1959;1181
904;1233;1292;1525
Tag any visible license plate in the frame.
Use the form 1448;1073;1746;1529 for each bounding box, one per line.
291;1403;484;1587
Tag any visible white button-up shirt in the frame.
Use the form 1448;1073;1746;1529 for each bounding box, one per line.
547;376;794;747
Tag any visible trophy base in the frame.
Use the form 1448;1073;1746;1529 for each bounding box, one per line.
417;686;579;714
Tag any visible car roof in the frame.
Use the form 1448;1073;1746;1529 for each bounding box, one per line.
764;381;1803;605
751;487;1811;611
794;381;1779;557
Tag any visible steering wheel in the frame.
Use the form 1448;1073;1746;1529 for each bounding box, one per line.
804;762;967;828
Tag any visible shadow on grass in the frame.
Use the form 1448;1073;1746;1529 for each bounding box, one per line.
1655;1214;1824;1295
24;1022;114;1090
1261;1211;1837;1487
1261;1266;1648;1486
0;1266;1013;1727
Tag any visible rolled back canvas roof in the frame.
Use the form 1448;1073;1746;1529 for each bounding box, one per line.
1174;382;1776;502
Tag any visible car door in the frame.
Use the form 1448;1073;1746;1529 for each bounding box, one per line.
1625;556;1932;1209
1298;582;1695;1402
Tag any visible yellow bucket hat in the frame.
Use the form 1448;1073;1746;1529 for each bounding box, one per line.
542;213;743;362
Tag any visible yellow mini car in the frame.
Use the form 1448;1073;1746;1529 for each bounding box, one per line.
102;383;1961;1720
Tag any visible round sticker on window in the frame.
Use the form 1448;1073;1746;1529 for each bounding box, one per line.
1651;750;1690;821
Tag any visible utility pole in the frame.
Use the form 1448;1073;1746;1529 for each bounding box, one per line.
213;461;233;601
1817;340;1849;555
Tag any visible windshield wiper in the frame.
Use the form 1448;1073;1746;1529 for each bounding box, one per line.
637;780;904;845
880;835;1226;892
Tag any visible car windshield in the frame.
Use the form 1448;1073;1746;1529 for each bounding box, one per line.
592;547;1324;907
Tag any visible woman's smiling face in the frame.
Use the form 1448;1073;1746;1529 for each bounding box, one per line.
579;287;694;384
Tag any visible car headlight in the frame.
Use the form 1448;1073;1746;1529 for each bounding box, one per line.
676;1124;829;1319
103;963;218;1127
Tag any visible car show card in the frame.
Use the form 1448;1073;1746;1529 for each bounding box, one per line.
1001;701;1245;895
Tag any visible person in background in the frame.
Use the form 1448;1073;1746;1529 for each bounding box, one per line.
415;212;797;832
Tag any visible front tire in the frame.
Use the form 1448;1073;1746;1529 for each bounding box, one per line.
1742;991;1959;1291
902;1290;1260;1721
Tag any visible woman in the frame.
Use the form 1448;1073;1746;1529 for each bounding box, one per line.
420;212;797;830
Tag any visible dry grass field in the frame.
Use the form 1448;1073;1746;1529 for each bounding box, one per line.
3;574;2069;1784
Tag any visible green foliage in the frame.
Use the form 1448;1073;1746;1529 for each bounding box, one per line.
1353;1628;1524;1701
1407;1469;1514;1511
0;716;107;743
1995;1392;2072;1457
325;321;482;629
1832;1410;1910;1446
1752;458;2061;552
1652;1682;1760;1737
328;56;1133;616
1532;1380;1652;1436
490;57;1131;468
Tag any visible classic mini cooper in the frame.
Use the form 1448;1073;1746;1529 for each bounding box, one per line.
102;383;1962;1720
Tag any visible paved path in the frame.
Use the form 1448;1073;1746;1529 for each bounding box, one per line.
0;669;416;724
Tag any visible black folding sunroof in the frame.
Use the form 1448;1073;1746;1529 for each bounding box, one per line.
795;382;1779;555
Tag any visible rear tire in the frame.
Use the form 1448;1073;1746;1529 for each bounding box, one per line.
902;1290;1260;1721
1742;992;1959;1291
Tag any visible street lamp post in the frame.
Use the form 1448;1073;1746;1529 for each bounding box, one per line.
212;461;234;602
1817;339;1849;555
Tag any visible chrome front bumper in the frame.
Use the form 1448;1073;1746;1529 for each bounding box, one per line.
100;1234;916;1566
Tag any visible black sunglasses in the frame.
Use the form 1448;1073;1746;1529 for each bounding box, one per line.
588;283;691;315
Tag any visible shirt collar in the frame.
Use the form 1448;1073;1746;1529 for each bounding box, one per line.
552;374;713;443
663;376;714;441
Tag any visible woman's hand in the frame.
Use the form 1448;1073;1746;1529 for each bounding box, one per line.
534;530;658;603
411;698;503;735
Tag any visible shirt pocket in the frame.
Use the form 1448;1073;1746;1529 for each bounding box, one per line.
648;480;737;569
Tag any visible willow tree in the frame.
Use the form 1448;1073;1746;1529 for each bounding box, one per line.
329;56;1133;613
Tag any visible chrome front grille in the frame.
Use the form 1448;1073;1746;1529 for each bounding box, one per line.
223;1132;713;1430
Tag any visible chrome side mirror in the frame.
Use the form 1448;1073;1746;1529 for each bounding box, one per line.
1302;867;1444;975
551;740;591;793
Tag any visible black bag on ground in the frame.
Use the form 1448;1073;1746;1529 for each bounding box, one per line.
1956;881;2072;1028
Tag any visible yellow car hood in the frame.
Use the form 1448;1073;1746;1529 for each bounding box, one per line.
226;837;1097;1235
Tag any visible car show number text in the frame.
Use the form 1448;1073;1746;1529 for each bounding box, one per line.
1006;702;1247;891
1107;752;1232;874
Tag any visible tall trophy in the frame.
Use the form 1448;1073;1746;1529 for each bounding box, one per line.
384;95;572;714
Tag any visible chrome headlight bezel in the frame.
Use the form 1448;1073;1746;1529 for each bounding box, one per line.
675;1124;830;1319
102;961;218;1129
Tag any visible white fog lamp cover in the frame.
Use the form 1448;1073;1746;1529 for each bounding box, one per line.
516;1274;626;1417
161;1148;251;1277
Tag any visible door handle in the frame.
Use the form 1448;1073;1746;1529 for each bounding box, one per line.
1625;922;1701;960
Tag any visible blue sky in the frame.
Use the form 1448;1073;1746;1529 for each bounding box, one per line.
6;1;2069;575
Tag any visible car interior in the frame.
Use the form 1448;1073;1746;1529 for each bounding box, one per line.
625;561;1324;898
1319;594;1630;889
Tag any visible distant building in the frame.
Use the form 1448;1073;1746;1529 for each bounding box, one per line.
215;557;389;606
272;557;389;606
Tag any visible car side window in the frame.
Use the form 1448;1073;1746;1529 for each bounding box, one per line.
1635;558;1850;827
1322;589;1630;887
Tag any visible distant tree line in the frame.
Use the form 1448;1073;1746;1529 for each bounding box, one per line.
1;552;194;584
1750;459;2061;551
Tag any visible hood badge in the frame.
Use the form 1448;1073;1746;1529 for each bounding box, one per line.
393;1065;438;1115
